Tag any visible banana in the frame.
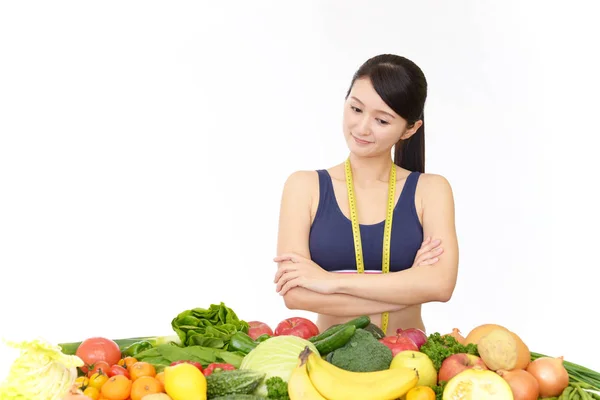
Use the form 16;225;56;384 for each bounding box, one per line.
304;347;419;400
288;356;328;400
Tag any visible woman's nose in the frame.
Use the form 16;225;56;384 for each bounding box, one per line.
355;115;371;136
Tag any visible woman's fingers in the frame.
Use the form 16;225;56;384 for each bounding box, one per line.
278;276;301;296
414;245;444;266
274;264;296;283
419;256;440;266
276;270;298;292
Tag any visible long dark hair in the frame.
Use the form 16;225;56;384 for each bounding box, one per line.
345;54;428;172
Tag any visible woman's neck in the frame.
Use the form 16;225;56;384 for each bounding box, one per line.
347;153;394;185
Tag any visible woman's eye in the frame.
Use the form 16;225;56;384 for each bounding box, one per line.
351;106;362;113
377;119;390;125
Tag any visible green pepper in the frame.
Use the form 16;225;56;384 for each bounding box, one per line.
229;332;259;354
122;340;154;357
255;334;270;343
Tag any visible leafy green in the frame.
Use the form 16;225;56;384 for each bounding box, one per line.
266;376;290;399
419;332;479;370
432;380;448;400
134;342;246;373
171;302;249;349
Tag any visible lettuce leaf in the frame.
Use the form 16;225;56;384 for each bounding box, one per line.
171;302;249;349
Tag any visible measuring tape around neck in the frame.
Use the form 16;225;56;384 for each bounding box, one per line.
344;158;396;335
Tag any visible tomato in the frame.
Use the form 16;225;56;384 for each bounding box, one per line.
76;337;122;374
88;371;109;390
109;364;131;379
274;317;320;339
87;361;111;377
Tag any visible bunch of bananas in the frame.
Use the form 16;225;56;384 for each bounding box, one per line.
288;346;419;400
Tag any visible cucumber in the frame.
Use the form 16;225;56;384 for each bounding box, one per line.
206;369;266;398
312;324;356;355
309;316;370;343
210;395;266;400
363;323;386;339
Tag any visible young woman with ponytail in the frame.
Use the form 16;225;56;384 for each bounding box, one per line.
273;54;458;335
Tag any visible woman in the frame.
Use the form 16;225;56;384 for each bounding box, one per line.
273;54;459;336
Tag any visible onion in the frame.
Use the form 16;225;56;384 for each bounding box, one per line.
444;328;466;344
396;327;428;349
525;356;569;398
497;369;540;400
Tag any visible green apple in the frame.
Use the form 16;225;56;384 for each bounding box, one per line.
390;350;437;387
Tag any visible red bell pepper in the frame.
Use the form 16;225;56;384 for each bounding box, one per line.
203;363;236;376
170;360;203;373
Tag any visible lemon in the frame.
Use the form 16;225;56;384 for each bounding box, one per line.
164;363;207;400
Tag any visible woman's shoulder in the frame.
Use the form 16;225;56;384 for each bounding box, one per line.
415;172;455;203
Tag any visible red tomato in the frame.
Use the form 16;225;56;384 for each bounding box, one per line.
76;337;122;373
87;361;110;377
274;317;320;339
108;364;131;379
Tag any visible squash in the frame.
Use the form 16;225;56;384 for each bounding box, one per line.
443;369;514;399
464;324;531;370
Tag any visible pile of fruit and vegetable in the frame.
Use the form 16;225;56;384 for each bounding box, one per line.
1;302;599;400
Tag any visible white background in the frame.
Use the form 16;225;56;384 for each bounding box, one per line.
1;0;599;381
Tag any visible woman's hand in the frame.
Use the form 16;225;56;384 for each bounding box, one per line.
412;236;443;267
273;253;338;296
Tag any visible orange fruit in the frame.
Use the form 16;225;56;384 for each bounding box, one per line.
154;371;165;391
406;386;436;400
130;376;163;400
100;375;132;400
129;362;156;381
120;357;138;371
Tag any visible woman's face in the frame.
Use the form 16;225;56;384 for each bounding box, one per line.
342;77;414;158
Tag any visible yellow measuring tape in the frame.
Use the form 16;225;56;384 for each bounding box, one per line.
344;158;396;335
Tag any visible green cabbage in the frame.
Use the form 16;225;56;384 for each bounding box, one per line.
239;335;320;397
0;338;84;400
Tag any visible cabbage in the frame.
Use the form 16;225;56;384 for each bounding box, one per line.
239;335;320;397
0;338;84;400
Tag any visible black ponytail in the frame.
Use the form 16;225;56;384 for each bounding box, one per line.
394;112;425;173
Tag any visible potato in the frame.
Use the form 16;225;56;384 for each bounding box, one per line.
477;328;519;371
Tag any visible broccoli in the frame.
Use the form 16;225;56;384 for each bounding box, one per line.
328;328;393;372
265;376;290;400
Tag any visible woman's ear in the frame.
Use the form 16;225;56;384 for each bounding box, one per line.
400;120;423;140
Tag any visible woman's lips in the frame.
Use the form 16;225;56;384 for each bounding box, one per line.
353;135;372;144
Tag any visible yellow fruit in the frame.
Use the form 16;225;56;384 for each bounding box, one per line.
443;369;514;399
390;351;438;388
288;355;327;400
303;347;418;399
406;385;436;400
164;363;207;400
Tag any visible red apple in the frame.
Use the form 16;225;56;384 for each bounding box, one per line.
274;317;320;339
379;335;419;356
247;321;274;340
438;353;488;383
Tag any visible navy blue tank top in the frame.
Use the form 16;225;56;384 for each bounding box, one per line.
309;169;423;274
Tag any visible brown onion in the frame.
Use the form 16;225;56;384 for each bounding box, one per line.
444;328;466;344
497;369;540;400
526;356;569;397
